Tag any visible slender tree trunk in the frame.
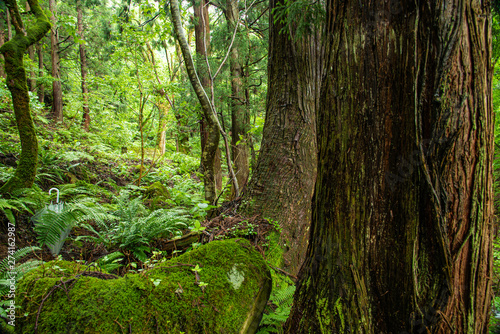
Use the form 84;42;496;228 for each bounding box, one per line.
27;45;35;91
7;10;12;41
77;1;90;131
26;1;36;93
36;41;44;104
287;1;493;333
0;12;6;78
0;0;50;193
49;0;62;122
164;41;190;154
190;0;222;202
241;0;323;274
156;99;169;155
225;0;250;198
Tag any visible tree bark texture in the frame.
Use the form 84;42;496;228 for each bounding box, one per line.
225;0;250;197
287;1;493;333
193;0;223;195
0;0;50;193
77;1;90;131
242;0;323;275
169;0;220;204
49;0;62;123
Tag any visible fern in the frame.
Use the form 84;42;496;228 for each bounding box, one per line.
0;247;42;297
33;198;114;256
257;285;296;334
96;251;124;273
78;191;189;262
0;188;39;225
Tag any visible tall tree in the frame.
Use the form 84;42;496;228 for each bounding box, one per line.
36;41;44;103
192;0;223;197
49;0;63;122
0;7;6;78
241;0;323;274
170;0;220;204
25;1;36;93
77;0;90;131
0;0;50;193
287;1;493;332
224;0;250;197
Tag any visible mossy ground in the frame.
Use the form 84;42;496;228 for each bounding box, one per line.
16;239;271;334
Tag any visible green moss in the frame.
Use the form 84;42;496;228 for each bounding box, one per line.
16;239;271;334
0;0;50;194
143;181;171;208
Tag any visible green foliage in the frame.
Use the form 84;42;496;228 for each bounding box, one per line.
492;238;500;332
257;285;296;334
78;191;189;262
0;196;33;225
95;251;124;273
33;199;113;256
272;0;325;38
0;247;42;326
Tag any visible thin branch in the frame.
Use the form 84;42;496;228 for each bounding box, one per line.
140;12;161;27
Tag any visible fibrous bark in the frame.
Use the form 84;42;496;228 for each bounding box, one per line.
242;0;323;275
287;1;493;333
224;0;250;197
0;0;51;193
192;0;223;197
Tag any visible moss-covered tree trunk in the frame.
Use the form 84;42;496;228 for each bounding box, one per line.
286;1;493;333
0;0;50;193
224;0;250;197
49;0;62;123
77;0;90;131
242;0;323;274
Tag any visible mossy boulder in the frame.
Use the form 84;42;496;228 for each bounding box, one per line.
16;239;272;334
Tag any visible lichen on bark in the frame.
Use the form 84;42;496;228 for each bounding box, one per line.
0;0;51;194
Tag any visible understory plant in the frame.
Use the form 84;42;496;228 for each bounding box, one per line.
33;198;113;256
257;284;296;334
0;247;42;327
78;190;190;261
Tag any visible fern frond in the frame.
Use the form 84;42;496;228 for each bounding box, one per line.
0;247;41;274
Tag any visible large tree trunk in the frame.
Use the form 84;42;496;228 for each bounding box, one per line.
287;1;493;333
77;0;90;131
49;0;62;123
242;0;322;274
0;0;50;193
224;0;250;197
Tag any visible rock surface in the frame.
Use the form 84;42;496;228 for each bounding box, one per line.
16;239;271;334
